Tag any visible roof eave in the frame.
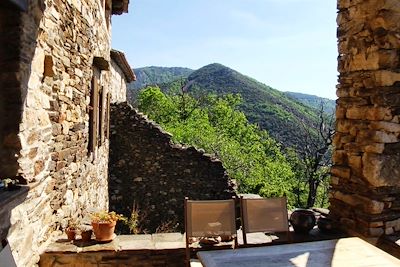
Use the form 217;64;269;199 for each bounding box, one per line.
110;49;136;83
112;0;129;15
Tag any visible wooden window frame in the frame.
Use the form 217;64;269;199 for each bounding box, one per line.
89;66;111;156
89;67;101;155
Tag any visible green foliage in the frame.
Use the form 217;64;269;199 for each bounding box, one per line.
130;66;193;90
138;86;300;206
127;63;336;151
285;92;336;114
127;67;193;105
157;63;325;149
133;64;335;209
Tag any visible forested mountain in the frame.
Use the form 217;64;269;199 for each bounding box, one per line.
127;66;193;104
159;64;322;148
285;92;336;114
128;63;333;148
134;64;334;208
130;66;193;90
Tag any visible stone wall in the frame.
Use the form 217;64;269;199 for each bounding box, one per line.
331;0;400;238
40;249;185;267
110;59;127;103
0;0;124;266
109;102;235;233
39;234;186;267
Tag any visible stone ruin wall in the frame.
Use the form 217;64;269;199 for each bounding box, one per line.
0;0;118;265
109;102;235;233
331;0;400;238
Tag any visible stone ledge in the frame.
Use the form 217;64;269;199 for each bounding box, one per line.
44;233;186;254
40;234;186;267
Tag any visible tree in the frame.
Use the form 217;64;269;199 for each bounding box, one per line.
290;103;335;208
138;86;298;206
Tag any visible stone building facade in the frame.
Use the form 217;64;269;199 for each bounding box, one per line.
331;0;400;238
110;49;135;103
109;103;235;233
0;0;130;266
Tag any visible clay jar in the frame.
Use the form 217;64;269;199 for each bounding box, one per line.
290;209;316;234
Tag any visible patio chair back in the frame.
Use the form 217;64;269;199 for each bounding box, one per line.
240;196;289;245
185;199;236;238
184;197;237;266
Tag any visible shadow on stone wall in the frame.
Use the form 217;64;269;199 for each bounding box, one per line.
0;0;43;178
108;102;235;233
0;0;43;242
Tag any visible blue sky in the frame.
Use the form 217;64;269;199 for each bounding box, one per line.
112;0;338;99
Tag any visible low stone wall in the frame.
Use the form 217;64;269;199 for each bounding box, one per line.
39;234;186;267
109;102;235;233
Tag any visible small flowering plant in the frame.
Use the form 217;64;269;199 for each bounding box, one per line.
0;178;19;190
91;211;127;223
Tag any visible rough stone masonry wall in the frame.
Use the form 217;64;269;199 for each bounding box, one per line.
110;59;127;103
1;0;116;266
109;102;235;233
331;0;400;238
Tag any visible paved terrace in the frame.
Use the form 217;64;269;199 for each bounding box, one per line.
40;228;348;267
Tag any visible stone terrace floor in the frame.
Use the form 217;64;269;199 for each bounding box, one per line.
40;229;347;267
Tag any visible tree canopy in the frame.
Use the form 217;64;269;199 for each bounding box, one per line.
138;86;302;206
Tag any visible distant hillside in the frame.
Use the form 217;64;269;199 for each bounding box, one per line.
285;92;336;114
127;66;193;104
157;63;322;148
130;66;193;89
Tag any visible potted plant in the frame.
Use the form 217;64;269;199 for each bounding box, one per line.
1;178;20;191
80;224;93;242
65;220;78;241
91;211;126;242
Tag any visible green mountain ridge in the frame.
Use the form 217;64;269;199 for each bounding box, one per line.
128;63;335;148
183;63;321;147
127;66;193;104
285;91;336;114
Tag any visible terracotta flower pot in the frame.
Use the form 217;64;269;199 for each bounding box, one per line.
81;230;93;242
290;209;316;234
92;221;116;242
65;228;77;241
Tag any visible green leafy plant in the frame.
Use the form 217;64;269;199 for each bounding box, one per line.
79;224;92;232
126;204;140;234
91;211;127;223
66;219;78;230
